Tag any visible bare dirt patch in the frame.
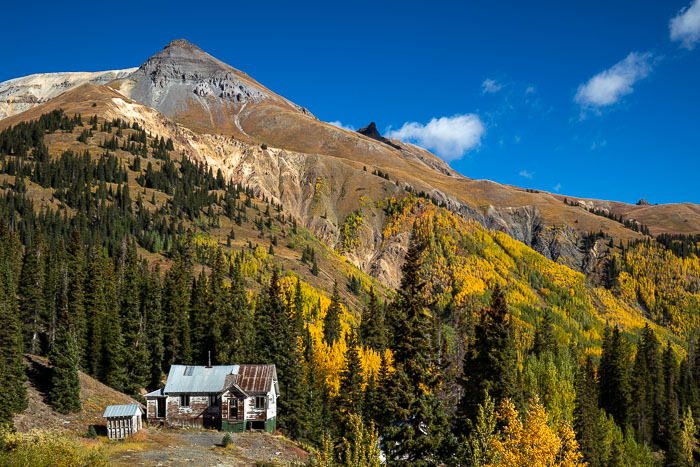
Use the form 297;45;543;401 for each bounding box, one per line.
108;427;308;466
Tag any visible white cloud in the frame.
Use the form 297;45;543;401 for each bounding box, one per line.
671;0;700;49
525;85;536;94
519;169;533;179
482;79;503;94
574;52;654;109
553;183;562;192
328;120;355;131
386;114;485;162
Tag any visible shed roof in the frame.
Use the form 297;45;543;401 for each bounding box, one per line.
163;365;238;393
103;404;142;418
145;387;165;398
235;364;278;395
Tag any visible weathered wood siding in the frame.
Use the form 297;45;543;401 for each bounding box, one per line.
106;414;142;440
165;394;219;428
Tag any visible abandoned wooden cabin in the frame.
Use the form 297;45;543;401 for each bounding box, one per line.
103;404;143;440
145;364;279;432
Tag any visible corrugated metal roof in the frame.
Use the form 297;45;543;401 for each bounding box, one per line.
145;387;165;398
163;365;238;393
103;404;142;418
235;364;277;394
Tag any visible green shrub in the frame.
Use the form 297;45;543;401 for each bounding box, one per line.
86;426;97;439
0;428;107;466
222;433;233;447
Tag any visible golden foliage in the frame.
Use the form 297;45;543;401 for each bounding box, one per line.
488;397;585;467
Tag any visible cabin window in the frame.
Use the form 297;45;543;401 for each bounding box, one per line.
184;366;195;376
255;396;266;410
229;399;239;419
209;394;219;407
179;395;190;407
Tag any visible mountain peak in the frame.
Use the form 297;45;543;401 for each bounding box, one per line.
164;39;201;51
357;122;401;150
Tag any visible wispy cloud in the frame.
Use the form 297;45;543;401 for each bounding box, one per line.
386;114;485;162
519;169;534;179
574;52;654;110
553;183;562;192
670;0;700;49
327;120;355;131
482;79;503;94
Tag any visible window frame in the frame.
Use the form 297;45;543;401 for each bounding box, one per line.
179;394;190;408
255;395;266;410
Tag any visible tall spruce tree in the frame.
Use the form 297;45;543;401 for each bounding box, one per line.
631;324;664;444
100;259;126;390
48;309;82;414
119;242;149;395
323;281;343;345
381;238;453;465
0;223;27;427
18;234;46;354
66;230;87;367
143;265;164;389
85;248;107;377
337;328;364;418
662;344;684;467
162;251;193;365
574;355;604;467
457;283;519;434
359;287;386;352
598;325;632;429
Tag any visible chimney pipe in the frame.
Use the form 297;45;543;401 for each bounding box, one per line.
208;350;212;368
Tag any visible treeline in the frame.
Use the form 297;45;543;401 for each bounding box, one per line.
563;198;651;236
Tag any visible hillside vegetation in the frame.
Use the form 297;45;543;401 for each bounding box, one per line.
0;98;697;464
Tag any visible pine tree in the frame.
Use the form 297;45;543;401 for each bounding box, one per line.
85;248;107;377
0;224;27;427
662;344;684;467
222;258;254;363
189;270;210;363
162;251;193;365
119;242;149;395
359;287;386;352
598;325;632;429
532;309;557;357
381;238;453;465
337;328;364;418
631;324;664;444
18;234;46;355
574;355;604;467
143;266;164;389
457;283;519;434
100;260;126;390
66;231;87;367
323;281;343;345
48;309;81;414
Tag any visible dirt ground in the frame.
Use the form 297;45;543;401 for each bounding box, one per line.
108;427;308;466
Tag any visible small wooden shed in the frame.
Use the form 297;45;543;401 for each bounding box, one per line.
103;404;143;440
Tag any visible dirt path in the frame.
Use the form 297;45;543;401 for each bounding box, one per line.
108;428;308;466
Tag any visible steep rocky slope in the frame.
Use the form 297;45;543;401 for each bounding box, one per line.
0;68;136;120
1;39;699;287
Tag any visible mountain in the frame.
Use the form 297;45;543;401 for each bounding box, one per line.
0;68;136;120
1;40;698;287
0;39;698;466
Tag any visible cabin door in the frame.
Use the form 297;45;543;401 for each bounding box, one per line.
157;398;166;418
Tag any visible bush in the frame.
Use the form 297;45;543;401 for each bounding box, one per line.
222;433;233;447
261;143;268;150
0;428;107;466
86;426;97;439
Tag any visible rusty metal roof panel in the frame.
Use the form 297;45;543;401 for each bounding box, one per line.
235;364;277;394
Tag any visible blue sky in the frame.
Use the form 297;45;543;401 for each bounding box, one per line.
2;0;699;204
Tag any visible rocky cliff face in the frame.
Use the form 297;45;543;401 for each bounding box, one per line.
112;39;311;137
